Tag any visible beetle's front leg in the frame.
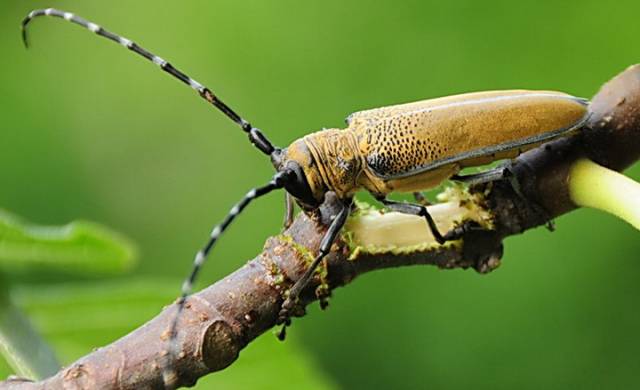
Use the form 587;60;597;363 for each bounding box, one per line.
276;198;352;340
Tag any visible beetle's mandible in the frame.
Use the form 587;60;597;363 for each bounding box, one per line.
21;7;590;381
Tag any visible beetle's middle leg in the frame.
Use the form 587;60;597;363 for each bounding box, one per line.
412;191;432;206
378;198;448;244
379;198;483;244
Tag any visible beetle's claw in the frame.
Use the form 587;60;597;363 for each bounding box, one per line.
276;306;292;341
545;219;556;232
275;296;296;340
276;317;291;341
276;325;287;341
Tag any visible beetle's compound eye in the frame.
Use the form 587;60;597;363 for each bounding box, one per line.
283;161;319;208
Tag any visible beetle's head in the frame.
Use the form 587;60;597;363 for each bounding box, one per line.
271;140;326;210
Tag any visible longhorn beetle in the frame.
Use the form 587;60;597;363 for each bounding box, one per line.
22;6;589;370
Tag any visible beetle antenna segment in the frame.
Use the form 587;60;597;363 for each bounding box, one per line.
21;8;276;156
163;171;288;385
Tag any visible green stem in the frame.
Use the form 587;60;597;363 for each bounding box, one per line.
569;158;640;230
0;286;60;380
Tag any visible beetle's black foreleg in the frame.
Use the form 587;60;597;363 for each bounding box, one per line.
276;199;352;340
379;198;448;244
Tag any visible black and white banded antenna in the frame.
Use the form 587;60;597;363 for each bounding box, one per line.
21;8;277;156
22;8;287;387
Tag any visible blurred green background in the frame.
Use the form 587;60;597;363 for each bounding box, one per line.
1;1;639;389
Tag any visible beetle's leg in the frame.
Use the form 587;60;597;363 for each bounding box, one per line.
450;167;509;186
453;164;556;231
412;192;432;206
451;163;528;199
378;198;447;244
380;198;487;243
283;192;295;230
496;167;556;231
276;199;352;340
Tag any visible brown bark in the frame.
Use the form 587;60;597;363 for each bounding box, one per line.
2;65;640;390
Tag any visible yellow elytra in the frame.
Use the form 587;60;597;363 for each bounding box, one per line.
276;90;588;206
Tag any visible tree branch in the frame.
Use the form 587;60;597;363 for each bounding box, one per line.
2;65;640;390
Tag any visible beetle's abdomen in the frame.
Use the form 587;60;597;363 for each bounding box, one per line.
349;90;588;179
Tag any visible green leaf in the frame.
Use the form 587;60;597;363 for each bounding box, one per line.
0;209;137;276
15;279;176;341
1;279;175;379
0;287;60;380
